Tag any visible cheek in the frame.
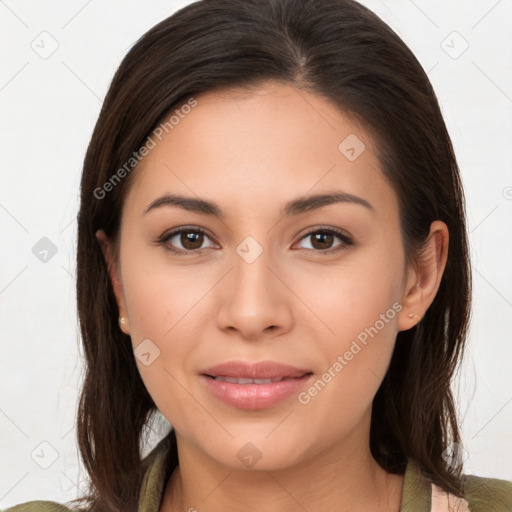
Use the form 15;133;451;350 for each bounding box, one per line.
292;240;404;345
291;308;400;456
119;247;220;424
121;242;217;344
290;246;403;416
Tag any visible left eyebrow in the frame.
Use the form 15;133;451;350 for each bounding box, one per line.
282;191;374;216
143;190;374;217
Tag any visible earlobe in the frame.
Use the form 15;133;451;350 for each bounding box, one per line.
95;229;130;333
397;221;449;331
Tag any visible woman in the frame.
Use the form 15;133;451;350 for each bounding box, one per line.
6;0;512;511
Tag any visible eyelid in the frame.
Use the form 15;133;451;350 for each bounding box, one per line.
292;226;353;253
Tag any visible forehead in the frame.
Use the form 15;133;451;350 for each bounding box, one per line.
124;82;397;219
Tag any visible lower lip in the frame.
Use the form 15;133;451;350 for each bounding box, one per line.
200;374;313;410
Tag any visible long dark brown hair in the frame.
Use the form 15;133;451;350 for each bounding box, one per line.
73;0;471;509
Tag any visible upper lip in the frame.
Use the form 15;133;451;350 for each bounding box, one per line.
202;360;312;379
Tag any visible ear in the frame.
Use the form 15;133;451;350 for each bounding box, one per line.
397;220;449;331
96;229;130;334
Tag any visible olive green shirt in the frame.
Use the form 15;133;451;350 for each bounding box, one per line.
3;435;512;511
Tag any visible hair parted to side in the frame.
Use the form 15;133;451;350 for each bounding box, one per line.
74;0;471;510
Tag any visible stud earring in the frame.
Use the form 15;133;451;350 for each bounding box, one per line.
408;313;422;321
118;316;129;333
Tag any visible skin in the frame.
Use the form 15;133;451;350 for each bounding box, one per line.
97;82;448;512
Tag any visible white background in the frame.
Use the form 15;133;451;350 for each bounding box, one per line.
0;0;511;507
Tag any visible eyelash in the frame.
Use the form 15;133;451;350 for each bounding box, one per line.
155;226;353;256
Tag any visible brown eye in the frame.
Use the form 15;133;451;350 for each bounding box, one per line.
295;228;353;253
158;227;216;253
180;231;204;250
310;232;334;250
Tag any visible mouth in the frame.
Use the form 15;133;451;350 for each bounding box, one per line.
201;360;312;379
199;360;313;409
204;376;305;384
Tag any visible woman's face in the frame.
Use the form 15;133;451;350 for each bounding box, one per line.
104;82;422;470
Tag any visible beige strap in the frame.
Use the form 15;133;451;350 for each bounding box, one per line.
431;483;470;512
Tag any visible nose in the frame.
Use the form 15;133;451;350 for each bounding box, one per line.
216;244;293;341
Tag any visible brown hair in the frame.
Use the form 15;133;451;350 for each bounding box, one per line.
74;0;471;509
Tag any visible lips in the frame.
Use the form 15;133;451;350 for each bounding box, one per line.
202;360;311;380
200;360;313;409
